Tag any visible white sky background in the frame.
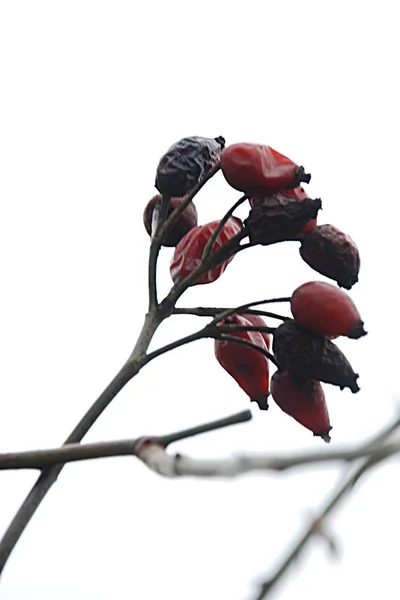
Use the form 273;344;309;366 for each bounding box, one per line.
0;1;399;598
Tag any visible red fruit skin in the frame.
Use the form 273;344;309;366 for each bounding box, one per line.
270;371;331;442
170;217;242;286
291;281;366;339
143;195;198;247
220;143;309;196
214;314;270;409
243;313;271;350
249;186;317;234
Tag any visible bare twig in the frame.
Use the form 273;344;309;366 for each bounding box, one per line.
0;411;252;471
143;322;278;367
252;412;400;600
159;410;252;447
148;195;170;308
1;427;399;473
136;440;400;479
211;298;291;325
173;307;289;321
202;194;249;261
143;327;209;364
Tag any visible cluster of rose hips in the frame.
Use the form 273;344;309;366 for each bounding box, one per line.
143;136;365;443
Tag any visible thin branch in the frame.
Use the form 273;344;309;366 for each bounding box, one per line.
135;439;400;479
159;410;252;447
202;194;249;261
143;321;277;366
173;307;289;321
215;325;277;335
148;195;170;308
143;328;209;364
213;239;255;266
211;298;292;325
0;411;252;471
0;309;162;576
349;410;400;487
252;412;400;600
1;430;399;473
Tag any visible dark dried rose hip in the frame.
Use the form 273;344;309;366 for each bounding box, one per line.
245;194;321;245
155;136;225;198
249;185;309;208
143;195;198;247
299;224;360;289
249;187;318;235
272;320;360;393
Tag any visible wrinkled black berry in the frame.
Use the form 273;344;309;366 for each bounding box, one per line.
245;195;321;245
155;136;225;198
272;320;360;393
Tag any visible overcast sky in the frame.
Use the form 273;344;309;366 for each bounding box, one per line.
1;1;399;599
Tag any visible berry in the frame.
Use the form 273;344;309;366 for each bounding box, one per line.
300;224;360;289
271;371;332;443
143;195;198;247
272;320;360;393
291;281;367;339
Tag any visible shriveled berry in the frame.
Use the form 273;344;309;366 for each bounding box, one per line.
250;187;318;235
271;371;332;443
170;217;242;286
272;320;360;393
143;195;198;247
249;186;308;208
245;194;321;245
155;136;225;197
291;281;367;339
300;224;360;289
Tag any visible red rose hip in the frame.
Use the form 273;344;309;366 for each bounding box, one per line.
242;313;271;350
170;217;242;286
291;281;367;339
214;314;270;410
220;143;311;196
271;371;332;442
